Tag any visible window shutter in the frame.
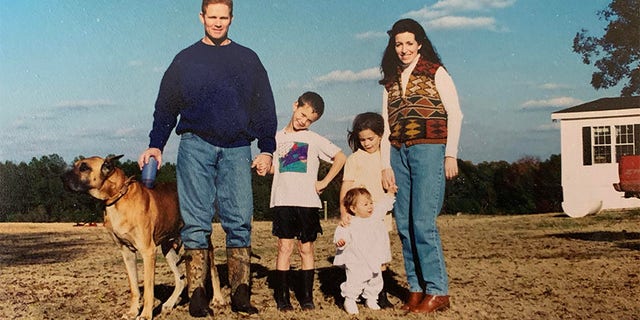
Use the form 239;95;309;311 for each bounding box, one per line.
582;126;592;166
634;124;640;155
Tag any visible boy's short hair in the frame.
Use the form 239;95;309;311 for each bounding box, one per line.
297;91;325;119
343;187;371;215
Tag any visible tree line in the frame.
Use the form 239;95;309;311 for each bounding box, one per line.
0;154;562;223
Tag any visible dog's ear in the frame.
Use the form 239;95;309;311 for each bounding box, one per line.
101;154;124;177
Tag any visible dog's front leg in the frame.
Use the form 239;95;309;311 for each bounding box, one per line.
137;247;156;320
121;248;141;319
208;245;225;306
161;247;184;312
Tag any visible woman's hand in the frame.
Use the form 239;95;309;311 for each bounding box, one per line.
382;168;397;193
444;156;458;180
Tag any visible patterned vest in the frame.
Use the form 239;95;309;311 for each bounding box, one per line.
384;58;447;147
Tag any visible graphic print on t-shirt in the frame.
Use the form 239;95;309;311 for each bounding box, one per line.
278;141;308;173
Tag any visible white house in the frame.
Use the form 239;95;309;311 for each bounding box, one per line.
551;96;640;217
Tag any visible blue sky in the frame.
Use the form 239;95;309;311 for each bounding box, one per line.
0;0;621;165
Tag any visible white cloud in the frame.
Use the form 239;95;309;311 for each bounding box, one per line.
404;7;446;20
355;31;386;40
521;96;583;110
432;0;516;12
534;122;560;132
402;0;514;31
313;67;380;84
114;127;140;138
539;82;573;90
54;99;116;110
427;16;497;30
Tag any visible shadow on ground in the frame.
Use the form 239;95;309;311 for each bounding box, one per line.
0;232;100;266
551;231;640;251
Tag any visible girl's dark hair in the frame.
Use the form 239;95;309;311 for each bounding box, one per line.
343;187;371;215
347;112;384;152
379;18;442;85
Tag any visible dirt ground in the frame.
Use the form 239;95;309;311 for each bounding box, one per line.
1;210;639;320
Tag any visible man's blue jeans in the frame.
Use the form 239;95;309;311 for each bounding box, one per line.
177;133;253;249
391;143;449;295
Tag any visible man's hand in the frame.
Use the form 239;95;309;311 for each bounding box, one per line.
138;148;162;170
251;153;272;176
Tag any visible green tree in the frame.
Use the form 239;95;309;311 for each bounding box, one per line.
533;154;563;213
0;161;31;221
493;158;538;214
445;159;496;214
573;0;640;96
28;155;68;221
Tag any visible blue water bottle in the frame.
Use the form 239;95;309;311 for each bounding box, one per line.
141;157;158;188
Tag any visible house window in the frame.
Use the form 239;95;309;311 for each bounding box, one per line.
582;124;640;165
615;125;635;161
592;126;611;164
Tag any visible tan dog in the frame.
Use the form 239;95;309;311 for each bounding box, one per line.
62;155;223;319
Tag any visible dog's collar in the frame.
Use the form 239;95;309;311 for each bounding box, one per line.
105;176;136;207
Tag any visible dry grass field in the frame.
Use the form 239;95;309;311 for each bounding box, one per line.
1;210;639;320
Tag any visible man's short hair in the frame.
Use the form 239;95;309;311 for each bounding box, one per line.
202;0;233;16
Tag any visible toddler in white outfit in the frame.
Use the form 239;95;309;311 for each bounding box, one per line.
333;187;394;314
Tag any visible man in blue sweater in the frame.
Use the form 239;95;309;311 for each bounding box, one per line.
138;0;276;317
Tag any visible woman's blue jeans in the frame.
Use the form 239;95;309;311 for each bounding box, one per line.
391;143;449;295
177;133;254;249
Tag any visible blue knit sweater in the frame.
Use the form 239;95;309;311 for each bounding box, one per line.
149;40;277;154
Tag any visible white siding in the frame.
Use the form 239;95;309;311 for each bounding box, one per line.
558;115;640;217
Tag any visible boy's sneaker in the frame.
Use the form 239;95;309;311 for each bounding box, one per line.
344;299;359;315
366;298;381;310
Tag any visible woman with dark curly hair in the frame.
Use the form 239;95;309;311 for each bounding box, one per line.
378;18;463;314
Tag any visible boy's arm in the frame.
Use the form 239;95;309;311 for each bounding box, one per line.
315;151;347;194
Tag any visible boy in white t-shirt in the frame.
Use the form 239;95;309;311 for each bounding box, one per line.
268;91;347;311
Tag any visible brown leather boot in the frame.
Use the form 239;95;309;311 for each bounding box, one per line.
400;292;425;311
410;294;450;313
185;249;211;317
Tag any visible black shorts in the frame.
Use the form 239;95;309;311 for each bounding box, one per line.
272;206;323;243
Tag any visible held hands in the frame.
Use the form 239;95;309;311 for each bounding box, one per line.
251;153;272;176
